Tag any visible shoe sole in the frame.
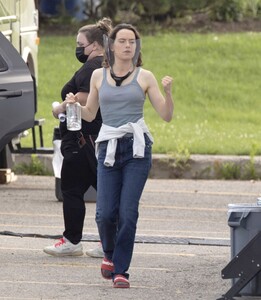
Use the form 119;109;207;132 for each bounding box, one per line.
113;275;130;288
86;251;104;258
113;283;130;288
113;280;130;288
43;249;83;257
101;269;113;280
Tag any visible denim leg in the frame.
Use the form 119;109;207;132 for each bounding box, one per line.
96;136;152;278
96;162;121;260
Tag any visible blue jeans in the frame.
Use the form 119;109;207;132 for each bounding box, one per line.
96;134;152;279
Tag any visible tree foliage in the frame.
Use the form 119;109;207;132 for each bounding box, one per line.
40;0;261;30
96;0;260;23
139;0;171;21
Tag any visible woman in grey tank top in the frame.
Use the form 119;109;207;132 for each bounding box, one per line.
65;23;174;288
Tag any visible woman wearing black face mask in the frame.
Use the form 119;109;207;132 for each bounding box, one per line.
75;43;93;63
43;18;112;257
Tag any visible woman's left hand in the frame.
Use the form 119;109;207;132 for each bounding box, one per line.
162;76;173;94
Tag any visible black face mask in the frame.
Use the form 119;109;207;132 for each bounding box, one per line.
75;47;89;63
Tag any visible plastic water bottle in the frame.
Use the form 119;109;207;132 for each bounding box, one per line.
66;102;81;131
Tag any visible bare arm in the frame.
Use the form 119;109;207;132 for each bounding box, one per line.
144;70;174;122
66;69;101;122
52;91;89;119
74;92;89;106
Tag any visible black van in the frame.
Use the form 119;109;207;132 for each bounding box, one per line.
0;32;35;153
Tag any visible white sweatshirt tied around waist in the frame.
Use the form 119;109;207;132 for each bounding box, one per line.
95;118;154;167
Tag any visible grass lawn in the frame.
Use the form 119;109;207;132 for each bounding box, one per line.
23;32;261;156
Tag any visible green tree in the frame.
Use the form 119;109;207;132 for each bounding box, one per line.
210;0;246;21
140;0;171;22
100;0;120;22
83;0;104;20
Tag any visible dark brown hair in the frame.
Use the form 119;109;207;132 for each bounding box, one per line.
78;17;112;47
103;23;142;68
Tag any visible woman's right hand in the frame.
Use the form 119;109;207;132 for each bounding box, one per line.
65;92;77;104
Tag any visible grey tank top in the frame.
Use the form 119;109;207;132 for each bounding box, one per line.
99;67;145;127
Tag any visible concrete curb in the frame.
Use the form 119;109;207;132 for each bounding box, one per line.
13;153;261;179
150;154;261;179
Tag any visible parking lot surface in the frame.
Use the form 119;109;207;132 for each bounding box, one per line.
1;176;261;299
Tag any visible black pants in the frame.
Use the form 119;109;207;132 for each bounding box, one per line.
61;134;97;244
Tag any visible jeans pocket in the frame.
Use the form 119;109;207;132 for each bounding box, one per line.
144;134;153;149
97;141;108;160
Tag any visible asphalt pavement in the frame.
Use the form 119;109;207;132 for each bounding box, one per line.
1;175;261;300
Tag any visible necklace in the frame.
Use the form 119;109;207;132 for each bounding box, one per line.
110;69;133;86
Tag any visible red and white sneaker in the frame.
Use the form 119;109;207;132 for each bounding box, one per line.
101;257;114;280
113;274;130;288
43;237;83;257
86;242;104;258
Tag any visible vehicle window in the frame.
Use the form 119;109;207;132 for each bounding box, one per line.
0;54;8;72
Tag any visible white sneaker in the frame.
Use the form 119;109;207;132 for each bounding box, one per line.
43;237;83;256
86;243;104;258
